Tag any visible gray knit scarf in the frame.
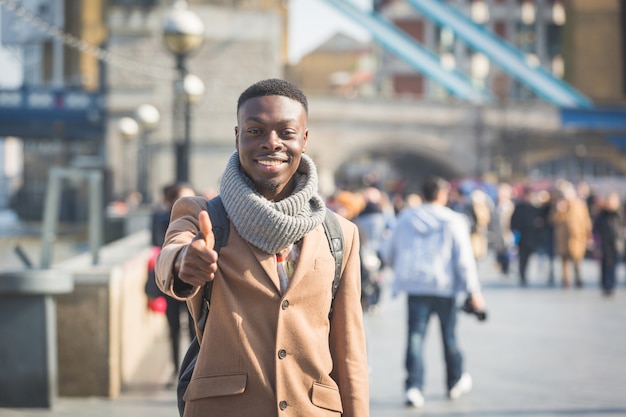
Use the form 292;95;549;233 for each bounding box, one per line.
219;151;326;254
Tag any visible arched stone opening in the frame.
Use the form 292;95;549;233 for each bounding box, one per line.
333;146;464;195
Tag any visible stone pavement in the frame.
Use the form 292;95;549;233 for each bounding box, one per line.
364;257;626;417
2;214;626;417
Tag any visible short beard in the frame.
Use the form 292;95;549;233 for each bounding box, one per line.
256;179;280;194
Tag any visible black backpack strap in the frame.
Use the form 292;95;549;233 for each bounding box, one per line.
322;208;344;319
177;335;199;416
196;196;229;331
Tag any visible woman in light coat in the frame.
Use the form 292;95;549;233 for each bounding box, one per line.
550;182;592;288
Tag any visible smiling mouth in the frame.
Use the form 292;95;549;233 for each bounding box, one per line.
257;159;285;167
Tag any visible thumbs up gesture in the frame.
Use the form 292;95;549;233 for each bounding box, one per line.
176;210;219;287
198;210;215;249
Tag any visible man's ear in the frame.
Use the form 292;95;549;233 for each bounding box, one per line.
234;126;239;148
303;128;308;152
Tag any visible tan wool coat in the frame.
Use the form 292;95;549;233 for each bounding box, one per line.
550;198;592;260
155;196;370;417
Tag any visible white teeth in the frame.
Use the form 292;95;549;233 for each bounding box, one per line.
258;160;282;166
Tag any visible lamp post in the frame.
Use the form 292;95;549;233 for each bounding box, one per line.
134;104;161;203
117;105;160;204
117;117;140;198
163;1;205;183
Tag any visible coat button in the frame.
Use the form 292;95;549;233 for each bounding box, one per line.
278;349;287;359
279;400;288;410
281;300;289;309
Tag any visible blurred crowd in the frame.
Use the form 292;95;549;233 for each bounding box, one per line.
327;177;626;308
486;178;624;297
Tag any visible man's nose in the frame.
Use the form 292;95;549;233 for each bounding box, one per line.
263;131;282;149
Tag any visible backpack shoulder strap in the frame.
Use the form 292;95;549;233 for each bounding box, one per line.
206;195;229;252
196;196;229;331
322;208;344;318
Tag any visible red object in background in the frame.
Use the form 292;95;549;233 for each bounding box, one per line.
148;246;161;270
148;296;167;314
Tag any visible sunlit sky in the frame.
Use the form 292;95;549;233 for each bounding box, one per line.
0;0;373;86
288;0;372;64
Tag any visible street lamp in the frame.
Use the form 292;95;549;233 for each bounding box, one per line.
117;106;160;204
180;73;205;105
118;116;140;141
134;104;161;203
163;1;205;183
117;117;140;198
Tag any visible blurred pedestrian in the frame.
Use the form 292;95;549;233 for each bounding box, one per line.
491;183;515;276
577;181;598;218
149;181;197;386
468;189;492;261
355;186;391;257
592;192;624;296
550;181;592;288
354;186;392;312
385;176;485;408
510;186;542;286
536;188;557;285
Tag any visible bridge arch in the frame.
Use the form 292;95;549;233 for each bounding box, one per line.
310;140;466;196
306;97;488;194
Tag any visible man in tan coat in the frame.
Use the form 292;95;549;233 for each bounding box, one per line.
155;79;369;416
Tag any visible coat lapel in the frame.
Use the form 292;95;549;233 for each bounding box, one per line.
238;223;327;295
287;224;325;293
246;241;282;294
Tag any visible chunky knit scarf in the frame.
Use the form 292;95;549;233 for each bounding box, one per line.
219;151;326;254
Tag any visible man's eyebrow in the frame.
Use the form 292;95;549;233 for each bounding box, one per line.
243;116;297;124
244;116;264;124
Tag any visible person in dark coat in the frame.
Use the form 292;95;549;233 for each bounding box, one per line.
537;189;557;285
593;192;624;296
510;187;542;286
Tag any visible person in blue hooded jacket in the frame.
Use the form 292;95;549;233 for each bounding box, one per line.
384;176;485;408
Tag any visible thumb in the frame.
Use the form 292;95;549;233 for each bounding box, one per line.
198;210;214;248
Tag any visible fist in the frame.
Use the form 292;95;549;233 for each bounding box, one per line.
177;210;219;287
471;292;486;312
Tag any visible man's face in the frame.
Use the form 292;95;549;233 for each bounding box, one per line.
235;95;308;201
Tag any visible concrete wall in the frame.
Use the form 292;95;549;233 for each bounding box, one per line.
55;230;171;398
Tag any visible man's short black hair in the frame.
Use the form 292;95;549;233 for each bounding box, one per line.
421;176;450;202
237;78;308;114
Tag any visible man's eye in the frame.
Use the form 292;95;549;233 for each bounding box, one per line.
281;130;296;137
247;128;262;135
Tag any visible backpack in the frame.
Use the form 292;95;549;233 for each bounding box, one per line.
177;196;344;416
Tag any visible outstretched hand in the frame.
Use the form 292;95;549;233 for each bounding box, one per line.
176;211;219;287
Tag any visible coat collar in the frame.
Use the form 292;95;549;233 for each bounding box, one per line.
247;223;327;295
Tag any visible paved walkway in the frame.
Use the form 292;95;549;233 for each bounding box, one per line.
2;215;626;416
365;257;626;417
